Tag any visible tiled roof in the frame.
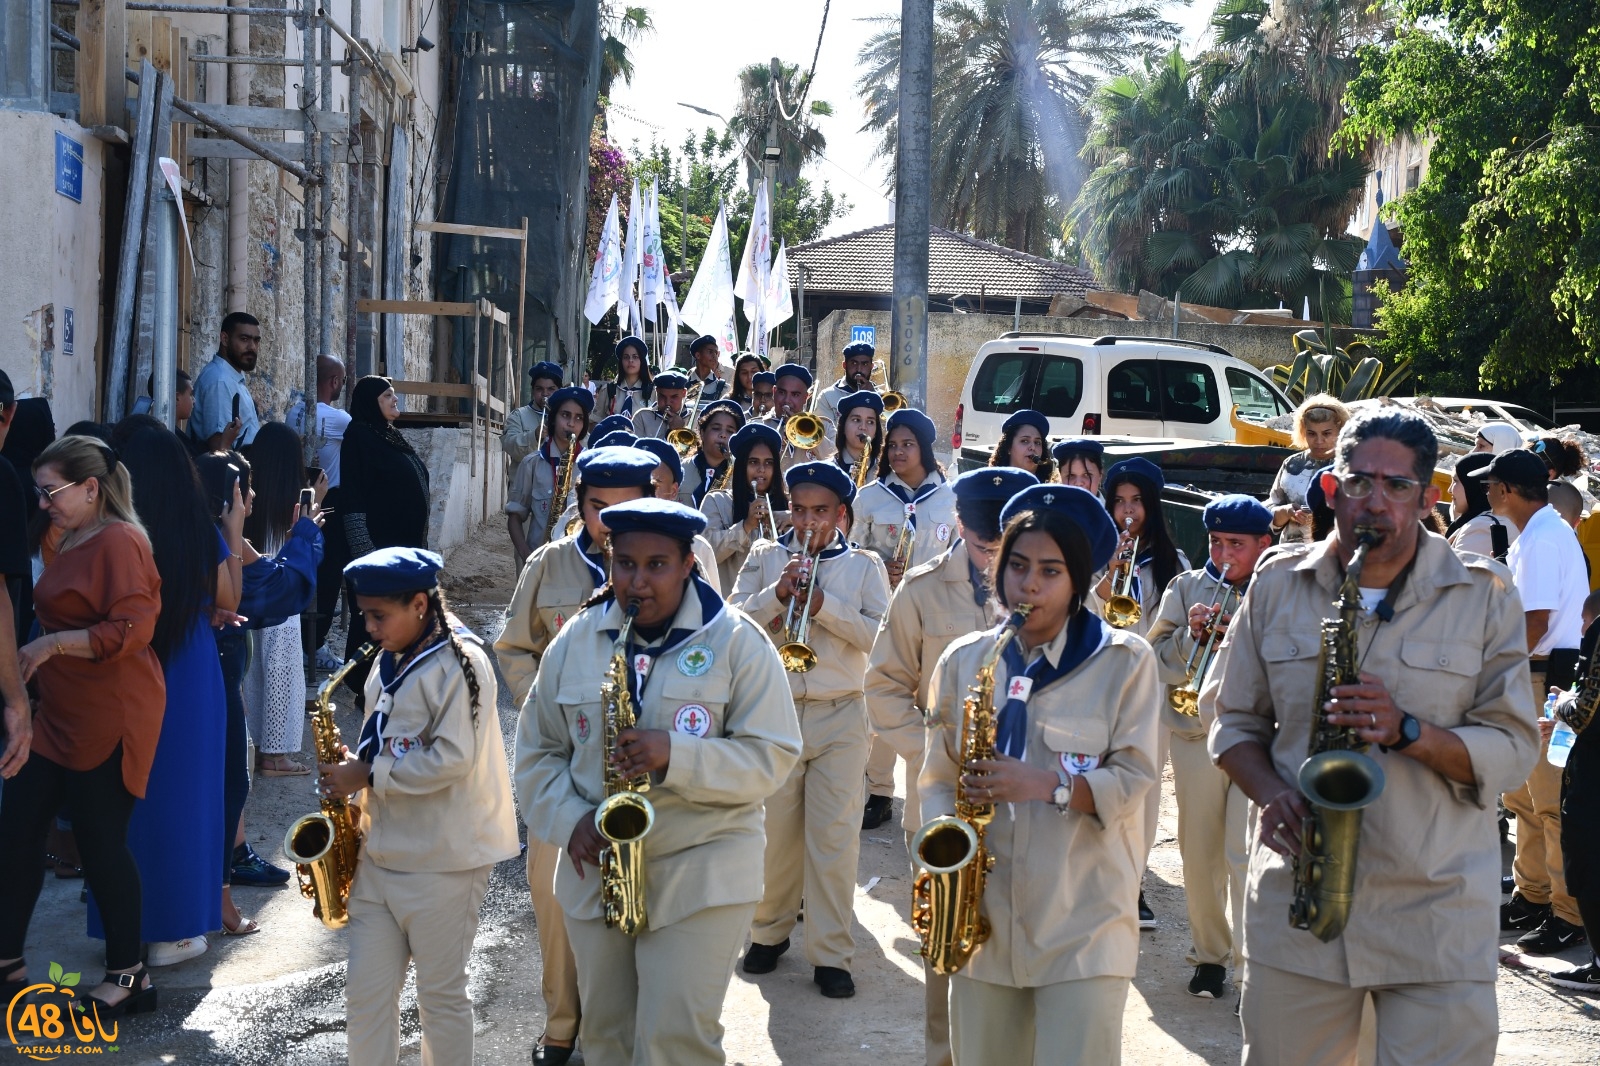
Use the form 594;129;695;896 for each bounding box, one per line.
786;223;1097;300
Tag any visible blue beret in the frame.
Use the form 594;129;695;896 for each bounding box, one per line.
601;498;708;542
592;430;639;450
344;546;444;596
886;407;936;448
1203;494;1274;535
786;459;856;504
774;363;813;387
753;370;777;386
952;466;1038;508
1000;484;1119;572
548;385;594;416
633;438;684;485
1051;438;1104;466
615;335;647;358
730;422;782;458
842;341;875;358
576;445;659;488
528;360;563;384
697;398;745;426
1103;456;1165;492
651;369;690;390
590;413;633;441
1002;409;1050;437
690;335;719;355
837;390;884;417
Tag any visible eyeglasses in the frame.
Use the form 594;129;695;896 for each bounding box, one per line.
1332;471;1422;502
33;481;81;504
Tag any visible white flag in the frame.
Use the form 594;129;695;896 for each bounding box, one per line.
681;202;739;359
663;274;682;355
734;182;772;358
583;193;622;325
764;240;794;328
641;178;667;317
620;178;643;332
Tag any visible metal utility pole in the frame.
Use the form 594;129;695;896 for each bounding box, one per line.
764;56;780;215
892;0;932;410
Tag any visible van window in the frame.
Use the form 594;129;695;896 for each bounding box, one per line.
1107;360;1161;419
971;353;1034;414
1226;368;1290;420
1163;362;1221;424
1033;356;1083;418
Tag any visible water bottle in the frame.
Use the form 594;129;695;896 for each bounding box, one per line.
1548;691;1577;768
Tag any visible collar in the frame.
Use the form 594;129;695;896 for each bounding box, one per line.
1294;529;1471;607
573;528;607;589
940;537;974;581
884;469;943;494
600;572;724;644
211;353;246;383
1203;558;1254;591
779;526;850;561
1022;613;1075;669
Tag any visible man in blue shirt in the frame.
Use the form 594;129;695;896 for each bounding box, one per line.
192;312;263;450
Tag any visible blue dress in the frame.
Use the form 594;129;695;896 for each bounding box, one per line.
90;533;227;942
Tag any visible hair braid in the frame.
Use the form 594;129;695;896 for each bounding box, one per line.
429;589;482;726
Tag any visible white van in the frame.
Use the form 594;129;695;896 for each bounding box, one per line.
952;333;1293;450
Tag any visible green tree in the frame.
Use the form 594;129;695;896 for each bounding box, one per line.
600;5;654;100
856;0;1178;257
728;61;834;193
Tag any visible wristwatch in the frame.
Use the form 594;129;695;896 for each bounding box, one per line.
1383;712;1421;753
1051;771;1073;814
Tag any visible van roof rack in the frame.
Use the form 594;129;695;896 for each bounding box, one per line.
1090;335;1234;357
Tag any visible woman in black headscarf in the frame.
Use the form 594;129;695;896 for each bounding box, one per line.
1446;451;1517;562
338;377;430;695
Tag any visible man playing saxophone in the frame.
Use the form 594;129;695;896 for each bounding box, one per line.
1204;409;1538;1066
516;499;799;1066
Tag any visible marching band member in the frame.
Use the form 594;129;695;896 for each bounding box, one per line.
866;465;1037;1066
730;353;765;412
732;462;891;999
989;409;1054;482
589;414;634;448
631;370;691;441
831;390;884;486
1145;494;1275;1002
507;385;593;561
1205;408;1536;1066
702;424;790;592
1051;438;1104;494
817;341;879;424
596;337;654;418
504;361;564;472
758;364;836;465
919;484;1160;1066
688;335;735;402
750;370;777;419
851;408;958;588
680;399;746;508
495;445;661;1066
631;438;725;595
515;498;801;1066
319;547;520;1066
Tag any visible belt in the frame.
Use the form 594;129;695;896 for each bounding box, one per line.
1531;658;1549;674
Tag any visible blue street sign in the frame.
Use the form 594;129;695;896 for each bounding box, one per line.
850;325;876;348
55;133;83;204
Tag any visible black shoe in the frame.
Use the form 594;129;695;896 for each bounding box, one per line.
1233;992;1241;1017
814;966;855;999
1501;892;1551;932
1549;961;1600;993
84;964;158;1020
1502;874;1515;895
1187;963;1226;999
1518;916;1588;955
231;843;291;886
531;1041;575;1065
742;938;790;974
862;795;894;830
1138;891;1156;930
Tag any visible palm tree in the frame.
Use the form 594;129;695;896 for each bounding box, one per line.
728;61;833;193
856;0;1178;256
599;5;654;100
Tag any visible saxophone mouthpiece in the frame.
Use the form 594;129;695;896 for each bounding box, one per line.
1354;526;1381;548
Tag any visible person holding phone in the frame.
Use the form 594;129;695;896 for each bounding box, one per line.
191;313;263;451
1267;395;1349;545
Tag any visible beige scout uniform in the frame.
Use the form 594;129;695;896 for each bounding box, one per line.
346;633;521;1066
920;622;1161;1066
731;532;891;969
503;404;545;472
817;377;866;426
1203;532;1539;1066
507;443;579;555
1146;568;1250;969
515;589;801;1066
701;489;789;593
679;455;731;509
755;410;838;467
630;405;686;441
492;534;605;1045
865;539;993;1066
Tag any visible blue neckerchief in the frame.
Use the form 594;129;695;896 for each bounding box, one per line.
602;573;725;704
355;623;450;763
958;539;988;607
882;474;942;531
575;527;607;590
994;610;1107;759
778;526;850;562
1126;549;1156;605
691;453;728;507
618;384;637;415
1203;558;1251;597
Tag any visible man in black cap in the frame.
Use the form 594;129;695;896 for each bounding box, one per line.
505;361;565;474
818;341;878;426
688;335;733;403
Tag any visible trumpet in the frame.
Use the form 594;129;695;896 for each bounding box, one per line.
1105;516;1142;629
778;528;820;672
871;359;908;412
889;504;916;583
750;480;780;542
783;383;826;453
1170;564;1231;717
666;381;705;457
854;433;876;491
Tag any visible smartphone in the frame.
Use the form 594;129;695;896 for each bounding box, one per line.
231;394;242;422
305;465;322;486
299;488;315;514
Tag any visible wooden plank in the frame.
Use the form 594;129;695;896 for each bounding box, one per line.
150;16;172;74
187;130;345;161
78;0;110;127
175;35;189;164
414;221;529;241
106;0;127;130
126;11;154;71
357;299;477;317
391;381;474;398
171;104;337;132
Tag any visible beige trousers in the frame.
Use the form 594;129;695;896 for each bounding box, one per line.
751;694;869;970
866;733;898;798
1240;959;1497;1066
345;859;492;1066
1170;731;1249;966
949;972;1130;1066
1141;724;1170;875
566;902;755;1066
526;838;582;1042
1505;677;1581;924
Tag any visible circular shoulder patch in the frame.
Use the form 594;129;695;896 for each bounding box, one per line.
678;644;714;677
674;704;712;737
936;522;952;543
1061;752;1100;776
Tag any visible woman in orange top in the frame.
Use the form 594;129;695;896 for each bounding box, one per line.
0;435;165;1019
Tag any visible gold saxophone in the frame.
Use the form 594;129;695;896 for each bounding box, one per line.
1290;528;1387;942
911;605;1033;975
284;644;378;930
544;437;577;544
597;603;655;935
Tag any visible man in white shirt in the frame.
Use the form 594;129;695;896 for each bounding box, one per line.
1472;448;1590;954
286;355;352;487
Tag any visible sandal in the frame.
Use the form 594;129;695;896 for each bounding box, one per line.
84;963;157;1019
220;915;260;936
257;755;310;777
